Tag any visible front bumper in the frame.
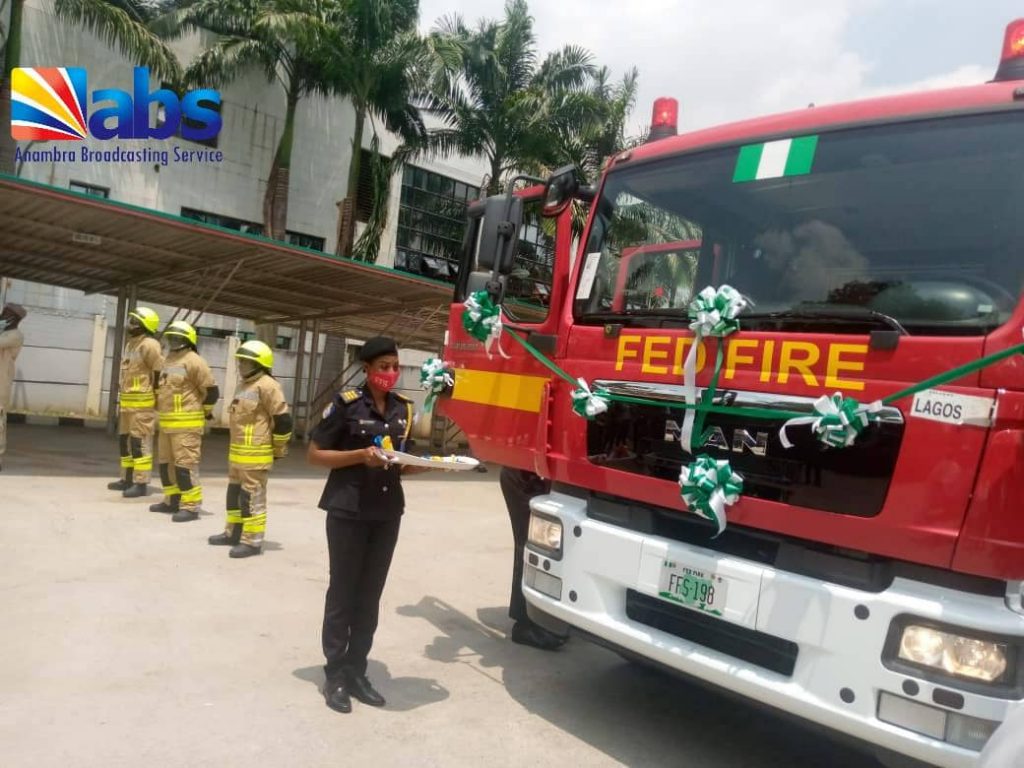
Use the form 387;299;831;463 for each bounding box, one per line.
523;491;1024;768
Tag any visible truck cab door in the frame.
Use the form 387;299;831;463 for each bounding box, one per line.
439;186;575;476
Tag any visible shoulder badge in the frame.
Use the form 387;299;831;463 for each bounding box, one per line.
341;390;360;404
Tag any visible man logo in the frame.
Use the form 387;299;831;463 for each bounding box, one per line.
664;420;769;456
11;67;222;141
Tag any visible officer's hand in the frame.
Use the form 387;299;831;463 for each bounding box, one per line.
362;447;389;468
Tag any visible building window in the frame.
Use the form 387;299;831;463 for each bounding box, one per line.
156;84;221;149
285;231;326;251
181;208;325;251
395;165;480;283
181;207;264;236
69;181;109;199
355;149;390;223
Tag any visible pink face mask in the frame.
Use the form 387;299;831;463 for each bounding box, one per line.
370;370;400;392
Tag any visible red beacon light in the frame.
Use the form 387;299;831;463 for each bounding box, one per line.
647;97;678;142
994;18;1024;82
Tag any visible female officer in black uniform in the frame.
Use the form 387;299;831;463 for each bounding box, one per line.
307;337;432;714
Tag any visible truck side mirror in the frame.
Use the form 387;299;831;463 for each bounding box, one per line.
542;165;581;217
475;195;523;275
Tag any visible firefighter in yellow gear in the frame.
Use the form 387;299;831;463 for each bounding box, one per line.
108;306;164;498
150;320;219;522
208;340;292;558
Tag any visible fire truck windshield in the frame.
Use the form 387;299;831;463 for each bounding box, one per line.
576;111;1024;335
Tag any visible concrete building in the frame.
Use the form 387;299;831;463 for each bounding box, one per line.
1;0;491;432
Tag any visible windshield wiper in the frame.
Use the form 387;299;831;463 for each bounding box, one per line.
742;306;909;335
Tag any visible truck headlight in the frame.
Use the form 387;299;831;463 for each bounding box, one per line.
527;512;562;558
898;625;1008;683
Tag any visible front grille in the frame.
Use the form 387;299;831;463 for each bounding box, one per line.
625;589;799;677
586;381;905;518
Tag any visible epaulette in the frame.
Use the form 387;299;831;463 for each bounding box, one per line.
340;390;360;404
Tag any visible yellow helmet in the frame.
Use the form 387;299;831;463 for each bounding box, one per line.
164;320;197;347
129;306;160;334
236;339;274;371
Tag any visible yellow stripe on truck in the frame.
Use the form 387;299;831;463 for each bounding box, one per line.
452;369;548;413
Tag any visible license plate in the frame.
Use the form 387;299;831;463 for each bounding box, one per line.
658;560;729;617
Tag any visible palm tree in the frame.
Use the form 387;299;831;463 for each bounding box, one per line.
557;65;640;184
424;0;596;195
173;0;343;240
0;0;182;172
310;0;429;258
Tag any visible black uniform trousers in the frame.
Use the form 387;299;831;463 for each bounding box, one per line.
499;466;551;625
322;513;401;681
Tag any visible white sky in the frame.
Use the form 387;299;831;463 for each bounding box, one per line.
417;0;1021;134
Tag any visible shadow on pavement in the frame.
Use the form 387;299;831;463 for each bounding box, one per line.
397;596;880;768
292;661;450;713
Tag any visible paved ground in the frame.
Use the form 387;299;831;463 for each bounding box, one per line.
0;424;881;767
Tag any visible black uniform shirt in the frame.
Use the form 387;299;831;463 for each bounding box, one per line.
310;386;414;520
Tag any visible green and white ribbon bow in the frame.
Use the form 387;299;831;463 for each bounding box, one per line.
571;378;610;419
688;285;748;338
779;392;883;449
680;285;749;453
679;455;744;536
420;357;454;412
461;290;510;358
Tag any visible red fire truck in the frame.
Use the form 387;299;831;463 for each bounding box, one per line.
438;19;1024;768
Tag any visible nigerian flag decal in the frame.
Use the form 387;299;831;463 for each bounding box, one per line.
733;136;819;182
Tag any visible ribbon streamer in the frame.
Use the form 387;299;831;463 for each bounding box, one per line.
779;393;883;449
461;291;510;359
680;285;749;454
571;379;610;419
679;455;744;536
420;357;454;413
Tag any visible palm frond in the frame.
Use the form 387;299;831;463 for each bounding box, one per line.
182;34;278;88
55;0;182;81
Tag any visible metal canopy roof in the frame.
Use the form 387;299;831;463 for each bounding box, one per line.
0;174;454;349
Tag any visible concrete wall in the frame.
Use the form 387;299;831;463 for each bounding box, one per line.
3;278;435;439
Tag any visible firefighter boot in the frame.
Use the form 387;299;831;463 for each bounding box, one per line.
107;469;132;491
150;496;180;514
208;526;241;546
229;543;262;559
172;509;200;523
122;483;149;498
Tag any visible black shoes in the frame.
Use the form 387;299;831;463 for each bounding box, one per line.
149;501;177;513
208;531;241;546
323;680;352;714
228;543;261;558
343;671;386;707
511;621;567;651
171;510;199;523
107;479;130;491
122;483;149;498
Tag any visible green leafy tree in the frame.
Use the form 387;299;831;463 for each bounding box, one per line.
0;0;182;172
424;0;596;195
172;0;343;240
310;0;429;258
